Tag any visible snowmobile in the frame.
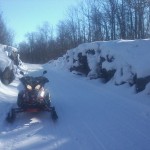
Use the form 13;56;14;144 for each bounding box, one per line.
6;70;58;122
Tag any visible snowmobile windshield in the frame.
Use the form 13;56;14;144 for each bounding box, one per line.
20;76;49;90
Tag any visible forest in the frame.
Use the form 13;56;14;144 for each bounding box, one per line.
1;0;150;63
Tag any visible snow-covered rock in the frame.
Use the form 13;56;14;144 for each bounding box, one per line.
0;44;23;85
51;39;150;93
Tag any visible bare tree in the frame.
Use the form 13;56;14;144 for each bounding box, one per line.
0;13;14;45
19;0;150;63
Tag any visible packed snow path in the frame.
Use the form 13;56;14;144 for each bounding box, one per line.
0;64;150;150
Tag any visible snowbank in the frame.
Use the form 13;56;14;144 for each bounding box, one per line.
50;39;150;93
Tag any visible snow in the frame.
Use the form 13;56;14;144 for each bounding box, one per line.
1;40;150;150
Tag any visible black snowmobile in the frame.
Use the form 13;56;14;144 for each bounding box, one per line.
6;70;58;122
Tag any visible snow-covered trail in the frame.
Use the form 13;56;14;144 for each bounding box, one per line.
1;64;150;150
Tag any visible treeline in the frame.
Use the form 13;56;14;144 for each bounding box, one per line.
19;0;150;63
0;13;14;45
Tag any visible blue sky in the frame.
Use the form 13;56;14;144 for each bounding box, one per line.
0;0;81;43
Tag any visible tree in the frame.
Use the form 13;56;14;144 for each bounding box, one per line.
0;12;14;45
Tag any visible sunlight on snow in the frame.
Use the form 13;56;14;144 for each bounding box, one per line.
0;86;17;97
14;135;69;150
28;117;41;124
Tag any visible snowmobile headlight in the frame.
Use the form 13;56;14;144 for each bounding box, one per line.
27;85;32;90
40;91;45;98
35;84;41;90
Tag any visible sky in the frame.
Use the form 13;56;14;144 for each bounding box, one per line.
0;0;81;44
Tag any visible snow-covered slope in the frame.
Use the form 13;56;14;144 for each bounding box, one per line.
0;63;150;150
